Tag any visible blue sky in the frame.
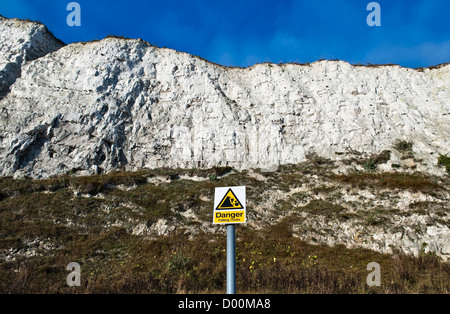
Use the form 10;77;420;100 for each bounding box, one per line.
1;0;449;68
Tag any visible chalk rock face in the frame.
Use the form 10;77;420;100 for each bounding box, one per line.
0;16;64;98
0;17;449;178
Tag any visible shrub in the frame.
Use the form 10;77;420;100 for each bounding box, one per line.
437;154;450;174
166;254;191;274
362;150;390;171
329;172;441;194
372;150;391;164
363;159;377;171
209;174;218;181
394;140;413;152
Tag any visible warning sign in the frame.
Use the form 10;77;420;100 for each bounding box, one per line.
213;186;246;224
216;189;244;210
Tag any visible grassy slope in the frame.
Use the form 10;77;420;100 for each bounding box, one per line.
0;161;448;294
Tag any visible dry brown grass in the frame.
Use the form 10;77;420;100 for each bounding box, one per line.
328;172;443;194
0;165;448;294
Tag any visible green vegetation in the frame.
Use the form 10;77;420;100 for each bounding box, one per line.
394;140;414;160
363;159;377;171
438;154;450;175
361;150;391;172
0;162;448;294
394;140;413;151
329;172;442;194
0;227;447;294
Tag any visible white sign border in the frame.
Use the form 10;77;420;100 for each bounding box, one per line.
213;186;246;225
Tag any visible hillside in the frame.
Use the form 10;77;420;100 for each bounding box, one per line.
0;161;448;293
0;16;448;293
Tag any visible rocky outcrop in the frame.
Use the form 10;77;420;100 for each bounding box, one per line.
0;16;64;99
0;16;449;179
0;17;448;261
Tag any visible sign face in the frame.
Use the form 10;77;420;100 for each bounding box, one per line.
213;186;246;224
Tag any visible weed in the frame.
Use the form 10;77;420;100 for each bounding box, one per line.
372;150;391;165
363;159;377;171
394;140;413;152
209;174;218;181
302;200;345;218
329;172;442;194
306;152;333;166
166;253;191;274
0;164;448;294
437;154;450;175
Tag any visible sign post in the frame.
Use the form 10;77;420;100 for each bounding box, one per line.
226;224;236;294
213;186;246;294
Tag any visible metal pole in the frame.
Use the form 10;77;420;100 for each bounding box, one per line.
226;224;236;294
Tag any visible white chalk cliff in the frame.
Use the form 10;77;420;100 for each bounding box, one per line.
0;16;449;178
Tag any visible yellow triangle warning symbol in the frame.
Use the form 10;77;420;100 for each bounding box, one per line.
216;188;244;210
